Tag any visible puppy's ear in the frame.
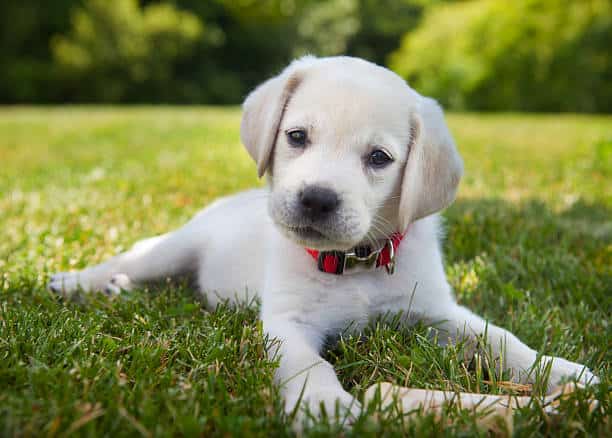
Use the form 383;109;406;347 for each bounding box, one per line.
398;97;463;231
240;66;306;177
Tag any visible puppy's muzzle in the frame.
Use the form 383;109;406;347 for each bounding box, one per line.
298;185;340;222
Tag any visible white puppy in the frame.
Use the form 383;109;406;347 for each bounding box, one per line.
49;56;597;422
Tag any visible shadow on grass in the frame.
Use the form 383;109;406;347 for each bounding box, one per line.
445;197;611;264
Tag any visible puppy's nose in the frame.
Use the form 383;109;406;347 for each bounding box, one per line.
299;186;340;220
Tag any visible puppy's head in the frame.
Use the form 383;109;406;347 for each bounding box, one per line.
241;56;462;251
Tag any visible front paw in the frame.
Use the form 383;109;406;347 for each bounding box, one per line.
286;386;361;427
48;271;131;298
48;271;92;297
543;355;599;389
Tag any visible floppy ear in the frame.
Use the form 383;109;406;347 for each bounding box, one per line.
240;67;305;177
398;97;463;231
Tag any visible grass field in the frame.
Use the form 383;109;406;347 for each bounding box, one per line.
1;107;610;436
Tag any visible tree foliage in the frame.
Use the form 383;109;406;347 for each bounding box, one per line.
52;0;203;102
0;0;76;102
1;0;610;111
390;0;612;112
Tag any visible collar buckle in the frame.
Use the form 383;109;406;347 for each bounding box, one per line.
384;238;396;275
341;238;396;275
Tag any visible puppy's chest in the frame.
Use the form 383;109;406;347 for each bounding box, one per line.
301;273;404;328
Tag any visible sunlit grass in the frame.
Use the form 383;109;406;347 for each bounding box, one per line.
1;106;610;436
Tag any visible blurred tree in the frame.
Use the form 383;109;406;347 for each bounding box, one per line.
1;0;608;111
294;0;429;65
0;0;435;104
345;0;427;65
294;0;361;57
172;0;307;103
390;0;612;112
0;0;78;102
52;0;203;101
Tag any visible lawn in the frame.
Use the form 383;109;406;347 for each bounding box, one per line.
1;107;610;437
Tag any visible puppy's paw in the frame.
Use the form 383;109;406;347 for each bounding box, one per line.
103;273;133;296
48;271;91;297
287;386;361;429
48;270;131;298
544;355;599;389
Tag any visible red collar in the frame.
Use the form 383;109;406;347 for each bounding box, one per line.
305;232;404;275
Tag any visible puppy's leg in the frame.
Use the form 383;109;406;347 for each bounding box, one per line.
430;304;598;389
49;229;199;296
265;317;361;425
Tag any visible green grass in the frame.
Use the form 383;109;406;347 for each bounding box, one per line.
1;107;610;437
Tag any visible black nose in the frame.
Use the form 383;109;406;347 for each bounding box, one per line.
299;186;340;220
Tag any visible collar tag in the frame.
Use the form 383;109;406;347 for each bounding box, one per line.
342;237;396;275
343;246;380;274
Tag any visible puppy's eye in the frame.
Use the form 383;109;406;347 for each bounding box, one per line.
286;129;307;147
367;149;394;168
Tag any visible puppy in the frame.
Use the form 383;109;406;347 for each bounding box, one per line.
49;56;597;422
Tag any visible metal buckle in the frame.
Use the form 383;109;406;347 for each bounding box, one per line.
384;238;396;275
341;238;396;275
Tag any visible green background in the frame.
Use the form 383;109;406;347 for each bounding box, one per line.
2;0;611;111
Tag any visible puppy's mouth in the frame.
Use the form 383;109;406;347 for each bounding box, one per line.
286;225;327;241
281;223;360;251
